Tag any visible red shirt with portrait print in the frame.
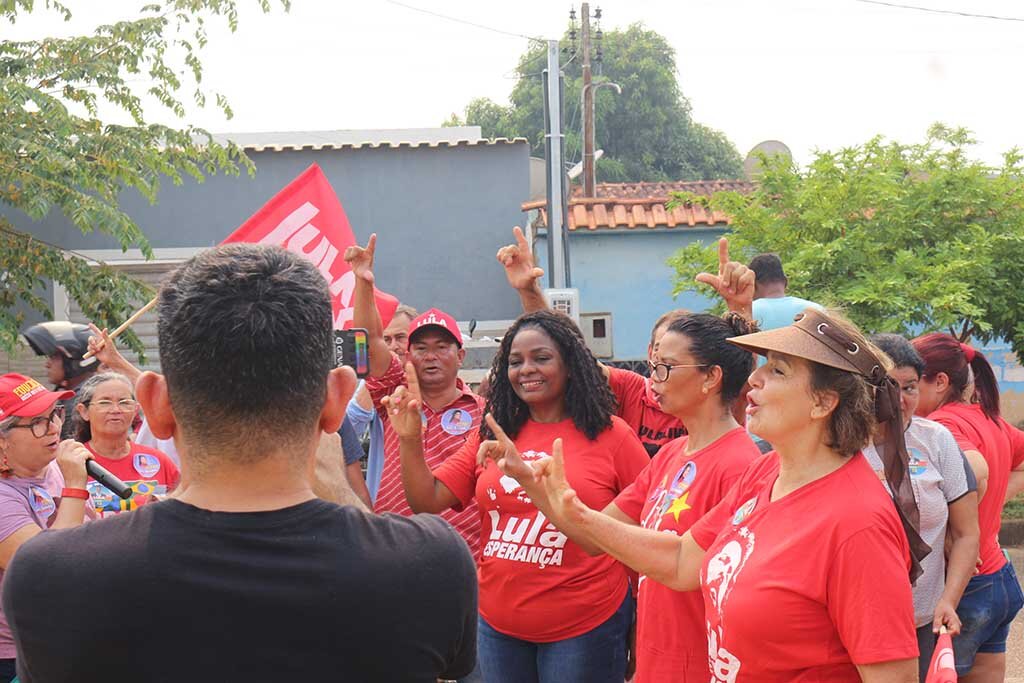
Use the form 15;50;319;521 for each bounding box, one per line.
606;367;686;457
613;428;759;683
84;442;179;518
689;452;917;682
928;402;1024;575
433;416;649;642
366;353;484;559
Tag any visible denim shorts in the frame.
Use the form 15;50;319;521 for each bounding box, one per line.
953;557;1024;674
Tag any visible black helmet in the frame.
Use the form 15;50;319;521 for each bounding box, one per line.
22;321;98;382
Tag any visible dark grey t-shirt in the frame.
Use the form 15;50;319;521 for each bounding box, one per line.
5;498;477;682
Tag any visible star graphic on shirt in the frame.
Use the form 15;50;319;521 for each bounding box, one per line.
667;491;691;521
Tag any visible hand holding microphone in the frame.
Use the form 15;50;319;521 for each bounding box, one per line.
56;440;132;500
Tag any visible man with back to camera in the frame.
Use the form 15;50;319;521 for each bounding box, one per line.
3;244;478;682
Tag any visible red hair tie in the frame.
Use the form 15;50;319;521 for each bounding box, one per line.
959;342;976;363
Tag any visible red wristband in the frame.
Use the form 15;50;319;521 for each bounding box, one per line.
60;487;90;500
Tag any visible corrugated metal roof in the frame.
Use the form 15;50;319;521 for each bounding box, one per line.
212;127;529;152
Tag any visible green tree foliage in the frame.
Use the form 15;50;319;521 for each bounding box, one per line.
0;0;287;355
444;24;743;183
668;124;1024;361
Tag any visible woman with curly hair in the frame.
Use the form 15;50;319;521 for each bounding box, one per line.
490;312;763;682
383;309;648;683
505;309;926;682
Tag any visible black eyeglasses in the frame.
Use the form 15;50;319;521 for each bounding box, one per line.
647;360;710;382
7;405;66;438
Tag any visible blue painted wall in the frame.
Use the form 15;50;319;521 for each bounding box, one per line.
14;142;531;322
535;227;727;360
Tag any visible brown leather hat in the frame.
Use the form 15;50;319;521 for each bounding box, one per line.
728;307;930;581
727;308;885;381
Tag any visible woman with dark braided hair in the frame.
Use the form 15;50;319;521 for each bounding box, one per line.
382;309;648;683
489;312;762;682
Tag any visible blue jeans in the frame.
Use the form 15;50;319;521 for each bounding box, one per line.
953;558;1024;674
477;592;632;683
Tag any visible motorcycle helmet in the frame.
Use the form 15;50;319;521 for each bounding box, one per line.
21;321;98;383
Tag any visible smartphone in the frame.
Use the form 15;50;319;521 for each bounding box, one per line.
334;328;370;378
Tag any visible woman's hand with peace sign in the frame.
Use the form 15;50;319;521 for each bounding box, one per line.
477;414;602;554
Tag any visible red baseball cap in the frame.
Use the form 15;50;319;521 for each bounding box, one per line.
0;374;73;419
407;308;463;348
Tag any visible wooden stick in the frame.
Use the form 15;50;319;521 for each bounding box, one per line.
82;296;158;360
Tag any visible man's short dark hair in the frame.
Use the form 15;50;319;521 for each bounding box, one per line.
748;253;787;286
157;244;333;459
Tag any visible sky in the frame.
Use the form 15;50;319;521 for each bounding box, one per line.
11;0;1024;168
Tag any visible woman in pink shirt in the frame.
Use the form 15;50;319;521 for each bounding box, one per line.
0;373;91;682
913;333;1024;682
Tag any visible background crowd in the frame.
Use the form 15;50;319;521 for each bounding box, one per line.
0;230;1021;683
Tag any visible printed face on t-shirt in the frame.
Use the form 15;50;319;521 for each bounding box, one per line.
409;329;464;392
507;328;568;412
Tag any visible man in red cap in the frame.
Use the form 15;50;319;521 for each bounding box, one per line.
346;236;482;557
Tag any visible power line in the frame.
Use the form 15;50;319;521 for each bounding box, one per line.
384;1;547;42
852;0;1024;21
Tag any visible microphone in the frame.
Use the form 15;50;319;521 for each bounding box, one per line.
86;459;133;500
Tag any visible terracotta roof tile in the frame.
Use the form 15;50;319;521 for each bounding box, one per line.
523;180;755;231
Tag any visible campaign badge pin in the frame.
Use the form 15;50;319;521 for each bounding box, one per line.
441;408;473;436
133;452;161;479
731;496;758;526
29;485;56;518
908;448;928;477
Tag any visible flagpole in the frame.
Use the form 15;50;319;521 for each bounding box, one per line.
81;296;158;360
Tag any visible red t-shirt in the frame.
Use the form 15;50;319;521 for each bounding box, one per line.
613;428;760;683
690;452;917;682
366;354;483;558
607;367;685;457
928;402;1024;575
85;442;179;518
433;416;649;642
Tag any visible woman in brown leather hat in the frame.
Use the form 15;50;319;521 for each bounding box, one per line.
517;308;928;683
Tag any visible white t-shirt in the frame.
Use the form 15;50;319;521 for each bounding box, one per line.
863;416;969;626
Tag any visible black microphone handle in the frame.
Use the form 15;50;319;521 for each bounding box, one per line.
85;459;133;500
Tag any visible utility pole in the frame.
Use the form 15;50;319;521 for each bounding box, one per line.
581;3;595;198
543;39;568;288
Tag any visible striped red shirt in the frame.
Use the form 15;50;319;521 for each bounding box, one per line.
367;354;483;558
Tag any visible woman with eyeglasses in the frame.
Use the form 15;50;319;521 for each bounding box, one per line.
912;333;1024;682
494;310;927;682
73;372;179;517
864;334;980;682
0;373;93;682
484;312;762;682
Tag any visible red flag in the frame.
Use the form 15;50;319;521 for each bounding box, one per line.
222;164;399;329
925;631;957;683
